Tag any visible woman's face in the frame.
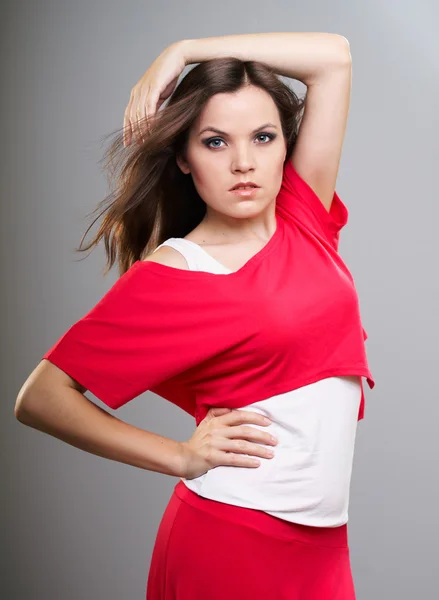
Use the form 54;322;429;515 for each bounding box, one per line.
176;85;287;221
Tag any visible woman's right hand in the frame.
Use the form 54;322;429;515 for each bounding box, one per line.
123;41;187;147
179;407;278;480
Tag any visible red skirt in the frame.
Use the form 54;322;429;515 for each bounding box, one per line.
146;480;356;599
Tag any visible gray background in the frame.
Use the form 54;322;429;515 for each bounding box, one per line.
2;1;437;598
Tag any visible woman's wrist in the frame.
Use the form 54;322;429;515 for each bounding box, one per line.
179;39;196;66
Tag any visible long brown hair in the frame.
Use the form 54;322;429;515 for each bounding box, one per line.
75;57;306;277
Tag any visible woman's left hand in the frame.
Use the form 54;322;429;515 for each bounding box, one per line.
123;41;187;147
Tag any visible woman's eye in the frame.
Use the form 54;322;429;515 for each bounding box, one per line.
203;132;276;149
256;133;272;143
207;138;224;148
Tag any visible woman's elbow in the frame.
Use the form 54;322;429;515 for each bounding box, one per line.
14;359;84;423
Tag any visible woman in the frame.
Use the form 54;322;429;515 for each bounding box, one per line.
15;33;375;599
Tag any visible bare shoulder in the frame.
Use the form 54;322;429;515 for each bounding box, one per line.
141;245;190;270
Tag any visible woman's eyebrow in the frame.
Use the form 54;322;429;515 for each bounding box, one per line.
198;123;278;136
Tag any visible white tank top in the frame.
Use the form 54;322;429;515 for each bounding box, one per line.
153;237;362;527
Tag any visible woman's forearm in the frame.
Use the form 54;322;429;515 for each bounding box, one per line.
15;385;185;477
181;32;350;86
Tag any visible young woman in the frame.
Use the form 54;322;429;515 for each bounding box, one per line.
15;33;375;599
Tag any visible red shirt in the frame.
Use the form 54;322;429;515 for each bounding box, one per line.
42;159;375;422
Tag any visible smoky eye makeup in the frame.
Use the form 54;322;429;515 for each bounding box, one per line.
201;132;277;149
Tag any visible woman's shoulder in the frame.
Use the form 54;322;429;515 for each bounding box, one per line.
141;243;190;270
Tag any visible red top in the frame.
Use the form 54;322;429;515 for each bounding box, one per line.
42;159;375;422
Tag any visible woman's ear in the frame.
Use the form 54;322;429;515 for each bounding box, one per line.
176;154;190;175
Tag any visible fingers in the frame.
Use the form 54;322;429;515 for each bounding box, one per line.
134;87;144;144
124;87;157;147
218;438;275;461
135;108;144;144
144;90;159;136
208;407;233;419
123;94;133;147
124;88;137;147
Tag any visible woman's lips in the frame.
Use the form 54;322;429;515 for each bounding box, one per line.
229;187;260;197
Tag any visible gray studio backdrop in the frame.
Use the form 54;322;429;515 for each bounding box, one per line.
2;1;437;599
